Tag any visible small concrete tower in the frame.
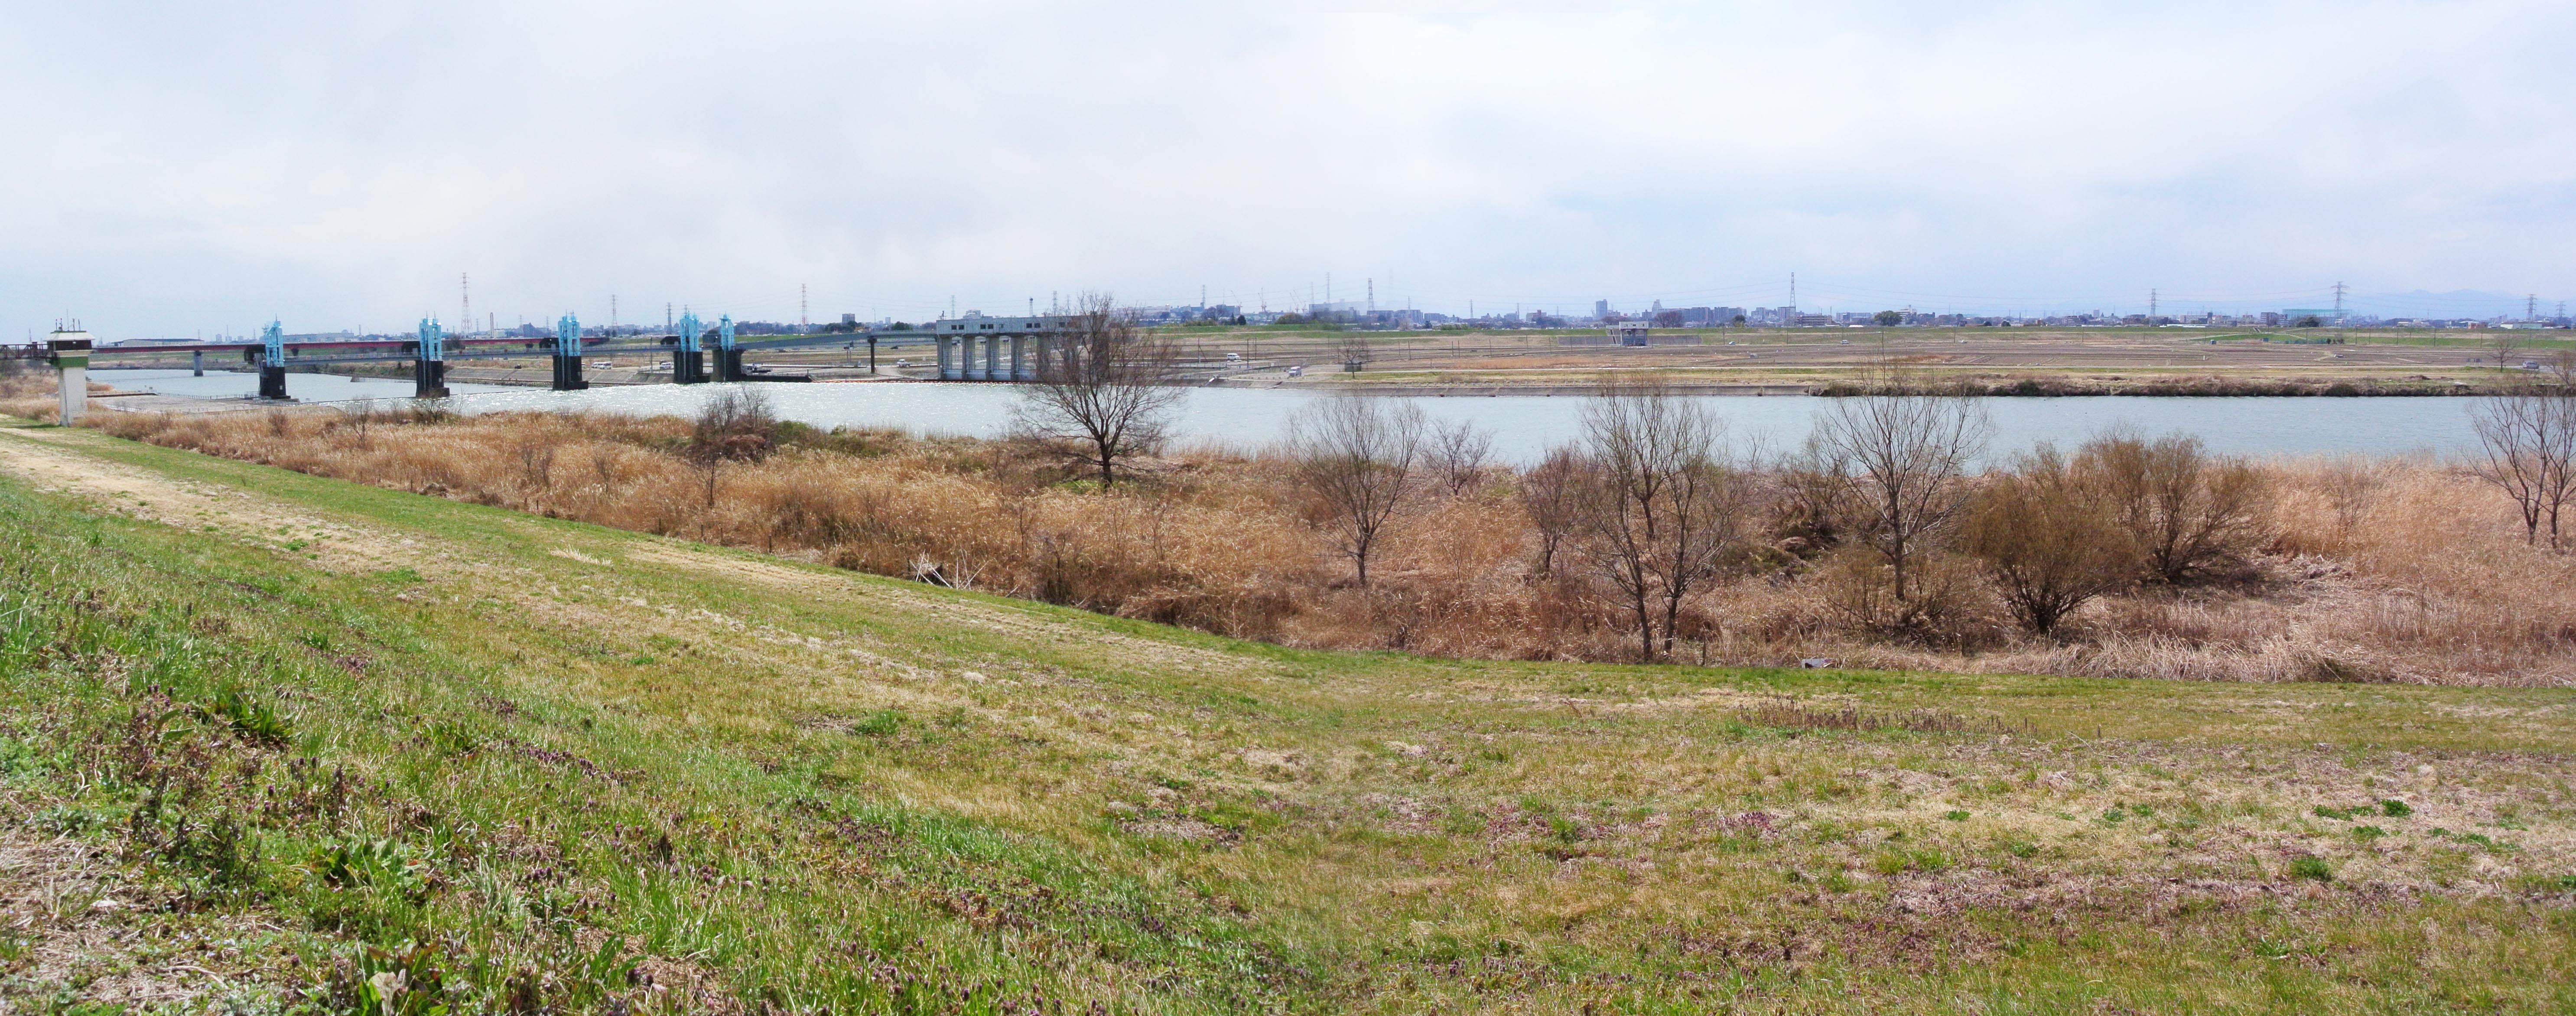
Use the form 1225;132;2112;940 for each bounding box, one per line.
46;324;91;425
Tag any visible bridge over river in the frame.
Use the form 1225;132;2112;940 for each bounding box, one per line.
8;313;1086;404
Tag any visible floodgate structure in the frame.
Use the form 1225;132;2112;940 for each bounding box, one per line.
5;312;1087;416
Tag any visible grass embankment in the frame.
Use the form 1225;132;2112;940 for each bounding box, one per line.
2;423;2575;1013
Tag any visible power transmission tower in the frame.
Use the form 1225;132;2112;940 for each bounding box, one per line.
1790;273;1798;315
2332;281;2348;325
800;283;809;330
2149;288;2158;321
461;274;472;337
610;294;618;330
2528;294;2539;321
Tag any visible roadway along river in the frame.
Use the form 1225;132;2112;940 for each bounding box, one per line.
99;369;2488;464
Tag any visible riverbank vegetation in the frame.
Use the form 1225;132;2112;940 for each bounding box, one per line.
1;420;2572;1012
29;369;2576;687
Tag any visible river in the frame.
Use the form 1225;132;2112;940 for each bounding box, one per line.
97;368;2487;463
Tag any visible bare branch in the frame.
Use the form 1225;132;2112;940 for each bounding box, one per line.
1011;293;1186;485
1287;396;1427;586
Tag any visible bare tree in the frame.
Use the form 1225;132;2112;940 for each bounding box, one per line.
1288;396;1427;586
1426;419;1496;495
1573;382;1750;662
1516;444;1584;576
2078;432;2269;582
1812;368;1991;615
2469;360;2576;547
1962;444;2135;635
1012;294;1185;485
687;387;777;508
2490;331;2524;370
1337;335;1373;373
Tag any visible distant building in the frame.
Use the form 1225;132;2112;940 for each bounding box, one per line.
1594;299;1610;319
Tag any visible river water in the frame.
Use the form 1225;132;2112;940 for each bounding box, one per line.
98;368;2486;463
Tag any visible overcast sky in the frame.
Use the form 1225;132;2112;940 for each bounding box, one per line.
5;1;2572;338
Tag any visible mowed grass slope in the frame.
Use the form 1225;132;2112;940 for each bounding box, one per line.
2;422;2573;1014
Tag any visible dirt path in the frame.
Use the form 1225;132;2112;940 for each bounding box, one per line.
0;427;428;576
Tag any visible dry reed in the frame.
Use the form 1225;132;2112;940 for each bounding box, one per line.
43;401;2576;686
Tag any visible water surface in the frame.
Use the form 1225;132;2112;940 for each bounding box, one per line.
98;369;2486;462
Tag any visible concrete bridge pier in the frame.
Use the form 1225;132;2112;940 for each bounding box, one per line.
191;350;203;377
549;352;586;391
1011;335;1032;381
965;336;989;381
415;358;449;398
982;334;1002;381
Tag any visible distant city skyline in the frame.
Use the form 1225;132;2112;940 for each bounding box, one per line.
5;2;2573;339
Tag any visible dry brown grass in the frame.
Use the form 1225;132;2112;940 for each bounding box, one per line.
0;368;109;420
52;402;2576;686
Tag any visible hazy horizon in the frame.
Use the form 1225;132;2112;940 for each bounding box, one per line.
7;1;2572;339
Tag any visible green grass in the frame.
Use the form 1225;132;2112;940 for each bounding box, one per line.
4;423;2576;1013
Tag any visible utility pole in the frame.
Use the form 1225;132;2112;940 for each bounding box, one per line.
666;303;673;332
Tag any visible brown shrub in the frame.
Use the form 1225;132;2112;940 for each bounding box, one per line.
1961;445;2136;635
2079;432;2270;583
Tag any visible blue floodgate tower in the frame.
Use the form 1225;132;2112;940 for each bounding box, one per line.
257;321;288;400
673;310;706;384
414;317;449;398
713;314;743;382
550;313;587;391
